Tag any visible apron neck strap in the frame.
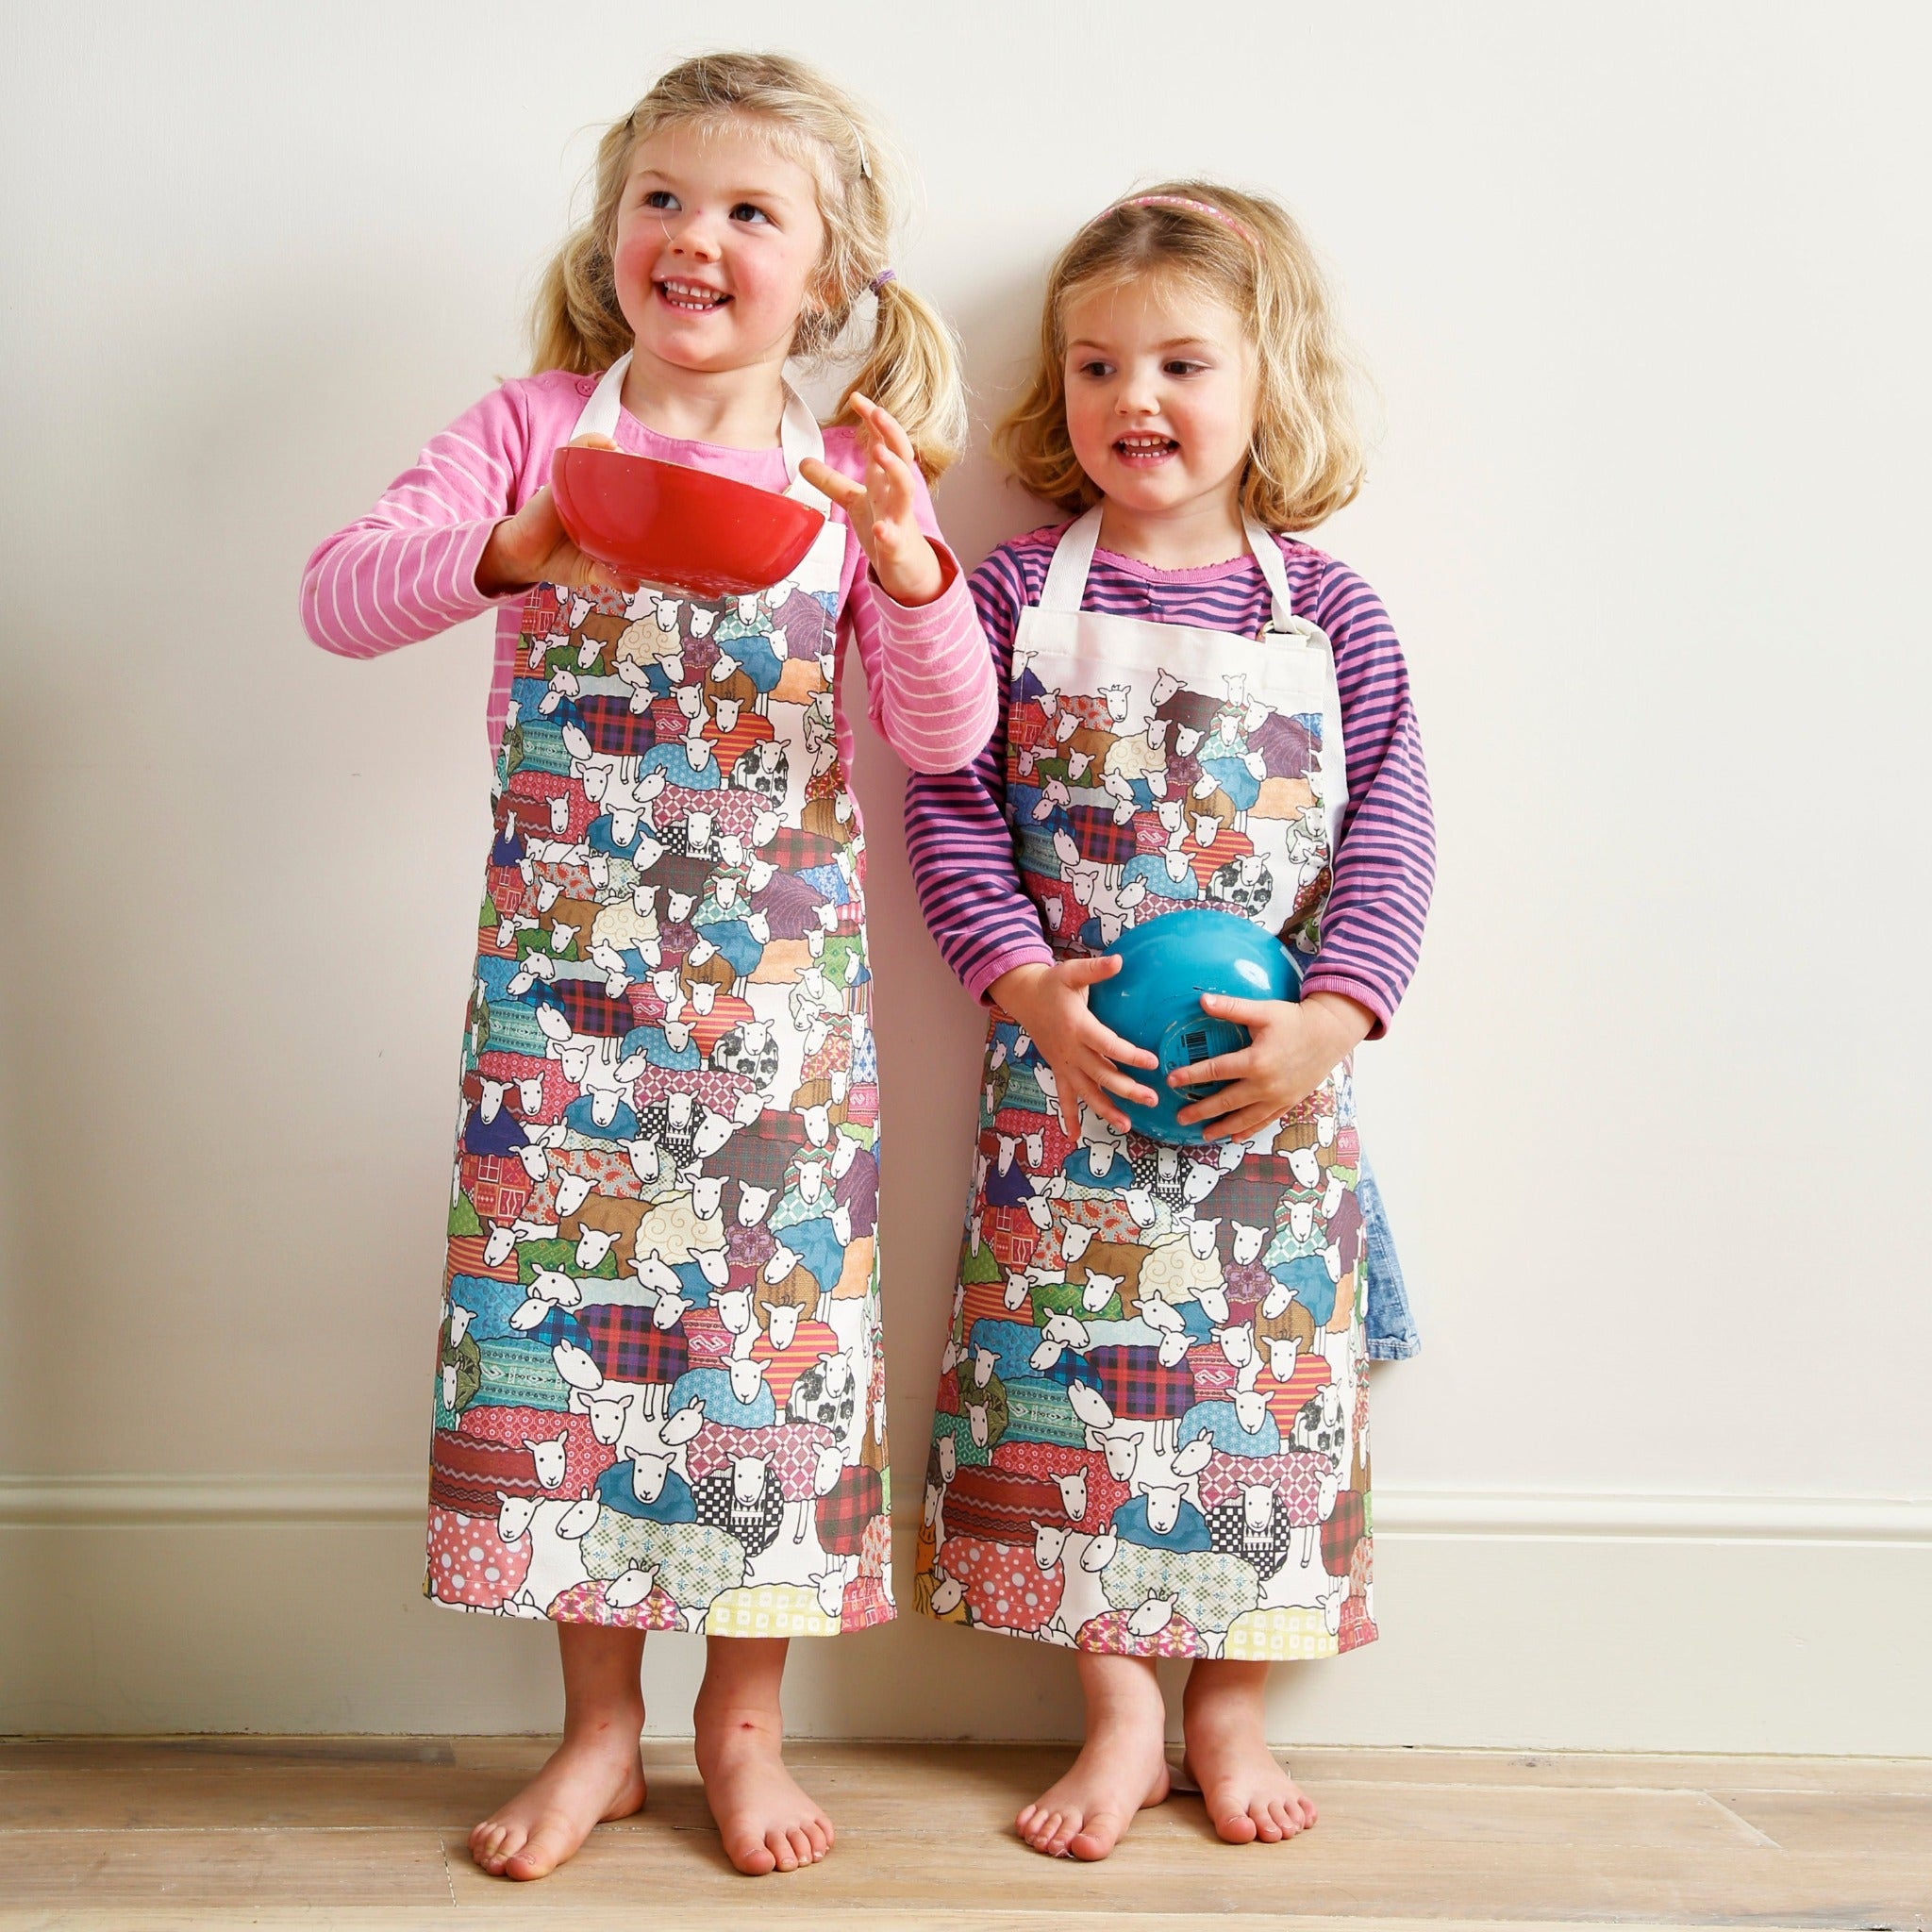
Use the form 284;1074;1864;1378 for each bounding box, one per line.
573;352;830;514
1039;505;1297;628
1241;515;1298;631
1038;506;1105;611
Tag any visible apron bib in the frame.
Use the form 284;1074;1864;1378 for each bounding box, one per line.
426;358;892;1638
916;510;1375;1659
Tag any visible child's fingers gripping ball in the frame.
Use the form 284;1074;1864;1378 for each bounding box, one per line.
1171;991;1374;1141
1056;958;1161;1134
994;955;1158;1137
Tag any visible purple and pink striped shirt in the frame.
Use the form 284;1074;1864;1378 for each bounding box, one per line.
299;368;997;779
903;525;1435;1037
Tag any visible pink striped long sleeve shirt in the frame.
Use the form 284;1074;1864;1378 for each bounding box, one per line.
903;525;1436;1038
299;368;997;778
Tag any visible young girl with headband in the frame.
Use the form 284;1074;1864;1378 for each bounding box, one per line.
910;184;1434;1857
302;51;994;1882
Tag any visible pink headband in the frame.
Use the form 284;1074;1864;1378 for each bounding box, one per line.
1108;193;1257;246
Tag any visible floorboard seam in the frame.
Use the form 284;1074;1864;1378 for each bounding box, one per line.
1693;1790;1783;1848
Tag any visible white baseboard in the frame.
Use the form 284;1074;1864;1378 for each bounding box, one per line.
7;1474;1927;1541
4;1476;1927;1752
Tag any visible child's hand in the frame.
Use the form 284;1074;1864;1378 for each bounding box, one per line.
988;958;1160;1138
475;435;644;598
1171;991;1374;1142
800;395;944;608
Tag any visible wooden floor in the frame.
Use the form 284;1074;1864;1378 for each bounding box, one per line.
0;1737;1926;1930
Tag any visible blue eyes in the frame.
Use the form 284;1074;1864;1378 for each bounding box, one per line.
639;190;771;225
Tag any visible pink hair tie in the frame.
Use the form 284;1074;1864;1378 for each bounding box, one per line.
870;267;896;292
1113;193;1257;245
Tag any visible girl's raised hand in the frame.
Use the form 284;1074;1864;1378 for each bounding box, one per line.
1170;991;1374;1143
475;435;643;599
800;394;944;608
988;957;1160;1139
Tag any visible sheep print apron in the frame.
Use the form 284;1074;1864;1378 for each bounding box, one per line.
426;356;891;1638
916;509;1375;1661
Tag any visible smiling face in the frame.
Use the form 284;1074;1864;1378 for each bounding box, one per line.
611;117;827;384
1060;275;1257;529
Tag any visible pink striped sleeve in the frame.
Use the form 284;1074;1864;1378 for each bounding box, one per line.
299;383;533;658
1295;558;1436;1038
831;442;997;776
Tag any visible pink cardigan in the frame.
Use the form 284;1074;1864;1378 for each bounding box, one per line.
299;368;997;777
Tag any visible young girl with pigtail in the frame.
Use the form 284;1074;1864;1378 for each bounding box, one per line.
910;185;1434;1859
303;50;993;1883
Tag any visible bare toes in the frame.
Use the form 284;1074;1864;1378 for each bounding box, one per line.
729;1834;777;1877
506;1818;574;1880
475;1823;524;1874
1216;1805;1258;1845
1067;1822;1116;1860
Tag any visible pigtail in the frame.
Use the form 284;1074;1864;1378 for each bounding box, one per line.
527;117;637;375
831;277;966;481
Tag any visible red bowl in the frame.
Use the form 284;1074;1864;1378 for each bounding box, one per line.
550;443;826;599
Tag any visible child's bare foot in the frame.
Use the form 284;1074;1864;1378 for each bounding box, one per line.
1180;1659;1317;1845
469;1711;648;1880
693;1637;831;1876
695;1704;832;1874
1017;1653;1170;1860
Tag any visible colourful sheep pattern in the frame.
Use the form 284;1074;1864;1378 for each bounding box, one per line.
426;521;893;1638
917;641;1375;1659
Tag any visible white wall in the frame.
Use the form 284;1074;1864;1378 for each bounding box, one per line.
3;0;1927;1750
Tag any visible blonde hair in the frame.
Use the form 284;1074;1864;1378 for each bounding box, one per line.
995;181;1364;528
529;51;965;477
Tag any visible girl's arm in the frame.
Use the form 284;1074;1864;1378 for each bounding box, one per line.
1299;560;1437;1037
298;384;537;658
902;546;1057;995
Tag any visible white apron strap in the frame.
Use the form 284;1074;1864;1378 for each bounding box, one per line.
1041;507;1296;629
571;352;830;515
1038;507;1106;612
1241;515;1296;632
